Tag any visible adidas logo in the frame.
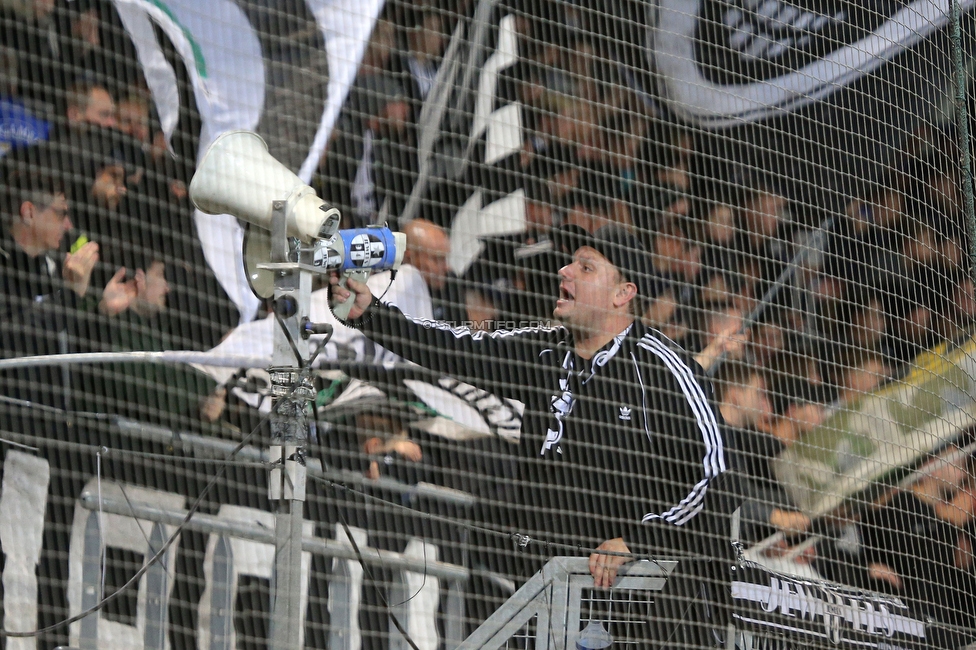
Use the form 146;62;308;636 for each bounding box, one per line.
619;406;632;421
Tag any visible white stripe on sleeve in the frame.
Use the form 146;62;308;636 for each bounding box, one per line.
637;334;725;526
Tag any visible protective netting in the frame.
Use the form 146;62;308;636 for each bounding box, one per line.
2;1;976;649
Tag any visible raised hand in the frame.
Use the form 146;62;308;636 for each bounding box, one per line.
62;241;99;297
132;261;170;317
99;267;137;316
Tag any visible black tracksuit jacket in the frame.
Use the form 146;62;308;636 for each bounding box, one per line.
351;300;738;565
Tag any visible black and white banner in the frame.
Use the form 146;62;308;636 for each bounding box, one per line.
653;1;976;209
732;563;936;649
401;3;528;276
653;0;976;127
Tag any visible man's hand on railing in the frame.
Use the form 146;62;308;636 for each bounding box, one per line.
588;537;634;588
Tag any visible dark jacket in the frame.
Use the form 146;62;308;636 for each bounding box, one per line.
0;237;79;409
350;299;739;563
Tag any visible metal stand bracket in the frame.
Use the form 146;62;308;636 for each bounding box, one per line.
266;200;322;650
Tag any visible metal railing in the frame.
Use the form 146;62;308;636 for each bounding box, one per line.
456;557;680;650
78;487;469;649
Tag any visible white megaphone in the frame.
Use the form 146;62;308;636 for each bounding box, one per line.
189;130;340;242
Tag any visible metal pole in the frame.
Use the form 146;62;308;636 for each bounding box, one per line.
706;217;834;378
951;0;976;282
0;351;269;371
266;201;314;650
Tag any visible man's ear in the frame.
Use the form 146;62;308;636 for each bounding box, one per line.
613;281;637;308
66;106;81;123
19;200;35;224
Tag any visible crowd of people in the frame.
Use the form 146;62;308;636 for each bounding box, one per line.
3;0;976;644
1;0;238;426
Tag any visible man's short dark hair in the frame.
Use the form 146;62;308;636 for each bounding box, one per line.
56;129;145;199
0;45;18;96
713;360;764;404
65;80;111;114
1;148;64;229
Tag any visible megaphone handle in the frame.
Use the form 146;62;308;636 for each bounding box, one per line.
331;270;371;321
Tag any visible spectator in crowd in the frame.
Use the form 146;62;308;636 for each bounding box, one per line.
116;88;189;205
63;132;170;323
0;0;95;111
357;411;423;481
641;282;684;343
316;18;397;223
857;447;976;635
400;10;445;104
836;351;891;406
63;79;116;133
401;218;450;295
399;217;469;325
342;72;411;226
715;363;810;543
0;151;136;410
693;304;746;372
367;82;415;226
523;175;555;235
116;90;151;145
1;149;135;314
563;186;618;233
0;44;49;156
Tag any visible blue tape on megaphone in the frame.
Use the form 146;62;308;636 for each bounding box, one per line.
336;228;400;272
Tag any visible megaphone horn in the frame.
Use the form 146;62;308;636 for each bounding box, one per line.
189;131;339;242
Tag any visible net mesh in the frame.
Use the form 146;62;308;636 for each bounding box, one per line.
1;1;976;649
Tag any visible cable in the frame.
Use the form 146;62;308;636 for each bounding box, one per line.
376;269;397;303
335;514;422;650
0;424;271;471
0;393;112;421
115;481;185;592
0;435;39;452
652;583;704;650
99;446;271;470
389;519;428;609
96;449;106;602
310;473;689;565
